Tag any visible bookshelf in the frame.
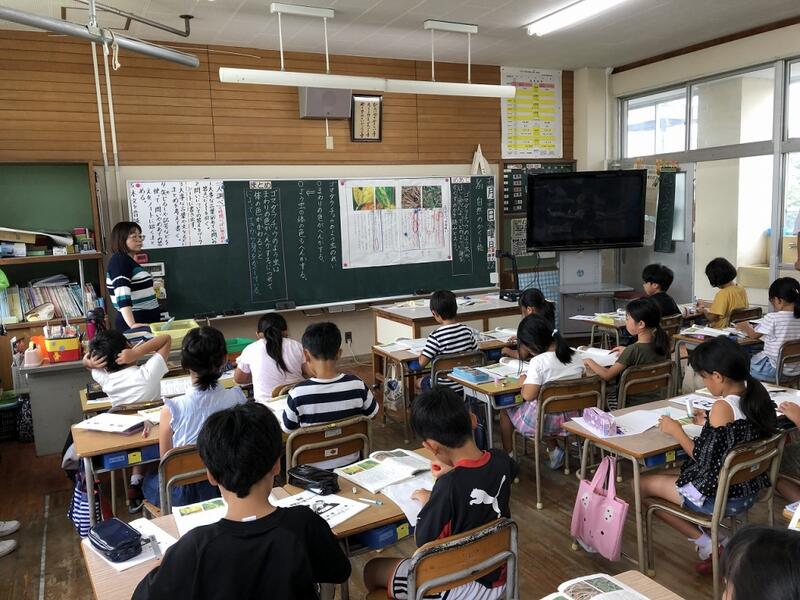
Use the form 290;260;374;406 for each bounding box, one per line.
0;252;103;266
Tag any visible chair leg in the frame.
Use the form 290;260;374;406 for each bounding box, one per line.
711;523;721;600
534;431;543;510
563;435;570;476
645;505;657;578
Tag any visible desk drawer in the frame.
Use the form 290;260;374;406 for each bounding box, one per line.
100;444;160;470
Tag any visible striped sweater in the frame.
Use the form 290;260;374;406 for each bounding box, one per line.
421;323;479;391
106;253;159;313
281;373;378;432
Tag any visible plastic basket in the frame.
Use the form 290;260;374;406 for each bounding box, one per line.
226;338;255;355
149;319;199;350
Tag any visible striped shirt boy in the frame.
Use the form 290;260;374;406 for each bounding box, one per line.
421;323;479;391
281;373;378;468
755;311;800;375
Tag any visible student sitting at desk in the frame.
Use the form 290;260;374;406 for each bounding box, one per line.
132;402;351;600
281;322;378;468
583;298;670;409
498;314;584;469
417;289;478;392
697;257;748;328
501;287;556;359
82;330;172;512
642;263;680;318
721;526;800;600
142;326;247;509
736;277;800;382
234;313;307;404
363;387;517;600
642;337;777;575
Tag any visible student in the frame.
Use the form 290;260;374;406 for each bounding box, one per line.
418;289;478;392
736;277;800;382
498;314;584;469
776;400;800;502
501;288;556;359
132;403;351;599
363;388;517;600
142;326;247;508
640;337;777;574
583;297;670;407
234;313;306;404
281;322;378;468
82;330;171;511
721;526;800;600
698;257;748;328
641;263;680;318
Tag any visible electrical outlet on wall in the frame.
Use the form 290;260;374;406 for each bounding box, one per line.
345;331;352;343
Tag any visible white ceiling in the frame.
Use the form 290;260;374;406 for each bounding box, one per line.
2;0;799;69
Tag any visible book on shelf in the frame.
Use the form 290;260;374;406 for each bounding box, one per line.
334;449;431;494
0;282;99;323
541;573;648;600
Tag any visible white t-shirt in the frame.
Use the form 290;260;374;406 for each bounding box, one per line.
91;353;169;408
236;338;305;404
754;311;800;374
524;351;585;387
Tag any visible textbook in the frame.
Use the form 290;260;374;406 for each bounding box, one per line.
475;357;528;379
334;449;431;494
394;337;428;354
73;412;146;435
137;406;162;423
160;375;192;398
482;327;517;343
572;346;618;367
450;366;491;383
541;573;647;600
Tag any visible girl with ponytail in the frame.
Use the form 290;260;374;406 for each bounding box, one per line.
502;288;556;359
498;313;585;469
234;314;306;404
641;336;777;574
736;276;800;382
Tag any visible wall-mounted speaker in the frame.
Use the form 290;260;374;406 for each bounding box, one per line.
298;87;352;119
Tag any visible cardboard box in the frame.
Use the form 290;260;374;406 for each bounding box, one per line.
0;228;36;244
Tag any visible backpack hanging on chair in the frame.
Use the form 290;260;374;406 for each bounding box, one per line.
382;361;404;413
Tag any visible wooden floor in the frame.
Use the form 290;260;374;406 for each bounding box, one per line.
0;361;781;599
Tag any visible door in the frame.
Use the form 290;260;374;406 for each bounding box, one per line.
619;165;694;304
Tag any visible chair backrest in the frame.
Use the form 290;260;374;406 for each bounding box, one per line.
431;350;485;389
729;306;762;324
776;338;800;385
538;375;603;418
272;382;297;398
285;415;371;468
107;399;163;414
712;432;785;516
660;314;683;341
618;360;674;409
407;518;518;600
158;445;208;513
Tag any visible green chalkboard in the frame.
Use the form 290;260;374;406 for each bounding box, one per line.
146;177;494;318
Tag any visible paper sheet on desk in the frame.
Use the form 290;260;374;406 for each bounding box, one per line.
82;518;177;572
272;490;368;529
172;498;228;537
572;347;617;368
572;410;659;438
376;343;406;353
651;407;703;439
669;393;716;412
381;472;435;527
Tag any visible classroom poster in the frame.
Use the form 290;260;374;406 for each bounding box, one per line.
501;67;563;159
128;180;229;250
338;177;452;269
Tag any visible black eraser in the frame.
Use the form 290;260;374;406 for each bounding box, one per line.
223;309;244;316
276;301;296;310
414;289;431;296
194;313;206;321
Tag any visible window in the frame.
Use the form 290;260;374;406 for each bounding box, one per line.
789;62;800;139
690;67;775;149
782;153;800;264
624;89;686;158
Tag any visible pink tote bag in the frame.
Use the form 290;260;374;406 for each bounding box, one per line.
570;456;629;561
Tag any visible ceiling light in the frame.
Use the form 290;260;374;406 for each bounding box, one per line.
526;0;630;36
269;3;334;19
423;20;477;35
386;79;515;98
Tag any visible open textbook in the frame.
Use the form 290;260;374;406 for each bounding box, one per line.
335;449;431;493
482;327;516;343
476;357;528;379
572;346;618;367
394;337;428;355
541;573;647;600
73;412;146;435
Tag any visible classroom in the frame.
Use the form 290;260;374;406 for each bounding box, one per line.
1;0;800;598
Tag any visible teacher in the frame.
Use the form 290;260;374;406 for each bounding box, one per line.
106;221;161;331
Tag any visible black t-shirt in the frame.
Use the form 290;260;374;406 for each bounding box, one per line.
649;292;680;318
415;449;518;588
132;506;351;600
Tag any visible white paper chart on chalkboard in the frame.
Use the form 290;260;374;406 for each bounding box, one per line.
128;180;229;250
338;177;452;269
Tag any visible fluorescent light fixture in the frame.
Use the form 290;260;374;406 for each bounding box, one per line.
423;20;478;34
269;3;334;19
219;67;516;98
526;0;629;36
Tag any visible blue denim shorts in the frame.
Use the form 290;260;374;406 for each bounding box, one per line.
750;354;777;383
682;493;756;517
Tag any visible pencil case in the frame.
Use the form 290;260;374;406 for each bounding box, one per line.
287;464;340;495
88;517;142;563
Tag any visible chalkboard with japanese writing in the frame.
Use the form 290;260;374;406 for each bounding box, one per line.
144;176;494;317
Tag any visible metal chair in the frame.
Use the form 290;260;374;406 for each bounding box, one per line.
142;444;208;518
645;432;785;600
660;314;683;352
272;382;297;398
365;518;519;600
430;350;486;389
617;360;674;409
514;376;604;509
285;415;371;468
729;306;763;324
776;338;800;387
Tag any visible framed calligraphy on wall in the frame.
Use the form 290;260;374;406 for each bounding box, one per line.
351;94;382;142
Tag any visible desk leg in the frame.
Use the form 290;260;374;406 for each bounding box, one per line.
485;402;494;449
85;456;97;527
631;457;645;572
590;325;597;348
571;439;592;551
674;340;685;393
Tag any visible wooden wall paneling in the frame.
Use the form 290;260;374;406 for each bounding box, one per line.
561;70;574;161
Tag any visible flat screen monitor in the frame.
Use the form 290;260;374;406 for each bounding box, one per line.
526;169;647;251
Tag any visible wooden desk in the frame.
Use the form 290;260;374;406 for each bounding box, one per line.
616;570;686;600
447;373;524;449
372;293;520;344
562;399;682;573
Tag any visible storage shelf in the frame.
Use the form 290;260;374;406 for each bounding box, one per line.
3;317;88;331
0;252;103;266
